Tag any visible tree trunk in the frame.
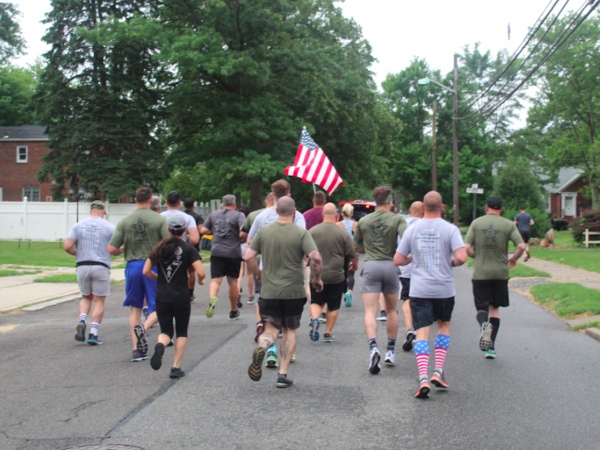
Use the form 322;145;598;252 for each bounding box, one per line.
249;179;264;210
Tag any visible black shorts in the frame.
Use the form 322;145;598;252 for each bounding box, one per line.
410;297;455;330
258;297;307;330
472;279;509;310
210;255;242;279
519;230;531;244
156;300;191;339
399;277;410;301
310;281;345;311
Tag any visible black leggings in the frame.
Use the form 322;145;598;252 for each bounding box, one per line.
156;300;191;339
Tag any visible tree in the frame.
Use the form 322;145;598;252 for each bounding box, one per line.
0;64;39;125
0;2;24;62
527;13;600;208
494;155;545;211
34;0;167;201
157;0;382;207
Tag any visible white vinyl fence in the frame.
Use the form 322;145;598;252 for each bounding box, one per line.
0;199;215;241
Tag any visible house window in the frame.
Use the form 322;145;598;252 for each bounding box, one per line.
16;146;28;163
23;186;40;201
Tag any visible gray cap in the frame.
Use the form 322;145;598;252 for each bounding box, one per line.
90;200;105;210
168;215;187;231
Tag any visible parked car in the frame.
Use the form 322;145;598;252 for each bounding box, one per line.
551;218;570;231
337;200;376;221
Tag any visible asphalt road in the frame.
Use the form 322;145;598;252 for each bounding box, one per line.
1;261;599;450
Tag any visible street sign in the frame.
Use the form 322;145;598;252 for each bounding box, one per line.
466;188;484;194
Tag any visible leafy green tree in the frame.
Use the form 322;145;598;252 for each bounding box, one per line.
0;2;24;62
527;13;600;208
494;155;545;211
0;64;38;125
34;0;167;201
157;0;382;208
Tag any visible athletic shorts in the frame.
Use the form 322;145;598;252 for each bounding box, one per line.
310;281;345;311
156;300;191;339
361;260;400;294
210;255;242;279
519;230;531;245
410;297;455;330
241;243;249;261
399;277;410;301
472;279;510;309
76;265;110;297
258;297;307;330
123;260;158;313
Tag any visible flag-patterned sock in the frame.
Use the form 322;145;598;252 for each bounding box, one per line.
434;334;450;371
414;340;430;379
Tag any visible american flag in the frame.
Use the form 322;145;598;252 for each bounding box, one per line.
284;128;344;195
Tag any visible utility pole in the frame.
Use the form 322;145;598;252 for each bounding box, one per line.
452;54;459;226
432;100;438;191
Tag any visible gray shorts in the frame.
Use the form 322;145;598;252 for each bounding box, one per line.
76;265;111;297
361;260;400;294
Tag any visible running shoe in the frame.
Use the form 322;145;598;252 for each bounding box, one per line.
266;349;278;368
229;309;240;320
344;291;352;307
485;349;497;359
319;313;327;323
479;322;493;351
402;329;417;352
384;350;396;366
248;347;266;381
150;343;165;370
323;333;335;343
254;321;264;343
431;369;448;389
309;317;320;341
237;292;243;309
369;347;381;375
86;334;102;345
415;377;431;399
134;324;148;353
169;367;185;379
247;295;255;305
142;306;149;321
206;296;218;318
131;350;148;362
276;374;294;388
376;311;387;321
291;353;296;362
75;320;86;342
524;256;530;262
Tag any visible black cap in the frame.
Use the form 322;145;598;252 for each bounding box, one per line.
486;196;502;210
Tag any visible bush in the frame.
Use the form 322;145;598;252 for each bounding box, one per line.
502;207;551;239
572;209;600;243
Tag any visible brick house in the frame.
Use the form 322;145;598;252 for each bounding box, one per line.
0;125;52;202
546;167;590;219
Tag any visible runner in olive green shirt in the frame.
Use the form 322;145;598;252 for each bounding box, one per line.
464;196;526;359
353;186;407;374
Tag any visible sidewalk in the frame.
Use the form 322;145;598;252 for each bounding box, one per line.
0;265;125;313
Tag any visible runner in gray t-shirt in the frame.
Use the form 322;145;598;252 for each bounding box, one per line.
64;201;115;345
200;194;247;319
394;191;466;399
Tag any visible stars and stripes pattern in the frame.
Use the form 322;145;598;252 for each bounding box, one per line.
284;128;344;195
414;340;430;379
435;334;450;371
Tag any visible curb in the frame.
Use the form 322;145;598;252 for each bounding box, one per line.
585;327;600;342
0;290;81;314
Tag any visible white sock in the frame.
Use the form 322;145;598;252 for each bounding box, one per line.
90;322;99;336
79;314;88;323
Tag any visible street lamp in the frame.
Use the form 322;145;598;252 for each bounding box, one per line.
417;54;459;226
69;187;86;222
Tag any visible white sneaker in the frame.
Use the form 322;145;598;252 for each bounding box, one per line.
369;347;381;375
384;350;396;366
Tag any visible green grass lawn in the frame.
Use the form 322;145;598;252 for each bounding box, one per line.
33;274;78;283
529;230;600;273
530;283;600;318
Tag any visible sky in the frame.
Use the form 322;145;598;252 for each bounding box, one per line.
10;0;566;86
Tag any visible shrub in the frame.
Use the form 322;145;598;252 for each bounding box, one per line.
572;209;600;243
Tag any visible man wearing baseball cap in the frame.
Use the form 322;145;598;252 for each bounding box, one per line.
464;196;526;359
64;200;115;345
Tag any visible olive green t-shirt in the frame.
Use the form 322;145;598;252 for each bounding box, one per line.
249;222;317;299
465;213;524;280
353;210;407;261
310;222;357;284
242;208;265;233
109;208;170;261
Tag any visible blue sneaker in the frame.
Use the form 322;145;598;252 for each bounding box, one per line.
266;345;278;368
142;306;149;321
309;317;320;341
75;320;86;342
86;334;102;345
344;291;352;307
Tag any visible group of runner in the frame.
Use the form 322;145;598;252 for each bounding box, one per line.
65;183;527;397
